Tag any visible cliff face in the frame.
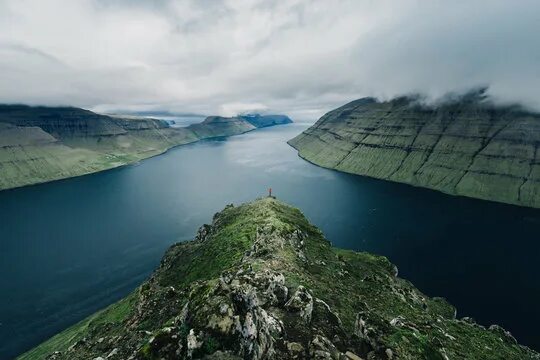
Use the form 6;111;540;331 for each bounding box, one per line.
0;106;291;191
188;115;293;138
21;198;538;360
288;97;540;208
240;114;293;128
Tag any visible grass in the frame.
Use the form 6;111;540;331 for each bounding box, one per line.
0;109;277;192
19;293;137;360
20;198;539;359
289;98;540;208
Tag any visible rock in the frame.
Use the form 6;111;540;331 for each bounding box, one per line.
241;312;257;340
354;311;382;351
389;316;405;327
309;335;340;359
288;230;308;261
313;298;343;329
67;337;86;352
174;301;189;326
489;324;517;345
106;348;118;358
45;352;62;360
166;286;177;297
264;272;288;306
345;351;364;360
285;286;314;324
196;224;212;242
187;329;203;357
286;341;305;357
236;306;282;358
232;284;259;313
354;313;367;338
208;305;236;335
202;350;242;359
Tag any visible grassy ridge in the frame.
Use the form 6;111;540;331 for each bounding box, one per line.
20;198;538;359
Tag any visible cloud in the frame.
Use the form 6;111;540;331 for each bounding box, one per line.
0;0;539;121
220;102;269;117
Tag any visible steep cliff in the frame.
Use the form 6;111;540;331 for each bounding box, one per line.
288;95;540;208
20;198;538;359
0;106;291;191
240;114;293;128
188;115;292;138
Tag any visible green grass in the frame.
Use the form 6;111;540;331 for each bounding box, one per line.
0;108;279;192
19;293;137;360
289;97;540;208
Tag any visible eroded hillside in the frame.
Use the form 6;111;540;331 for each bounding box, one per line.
0;106;291;191
289;96;540;207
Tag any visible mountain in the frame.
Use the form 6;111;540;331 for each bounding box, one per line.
288;95;540;208
239;114;293;128
20;198;537;359
0;106;292;191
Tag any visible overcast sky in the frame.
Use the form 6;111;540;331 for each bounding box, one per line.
0;0;539;121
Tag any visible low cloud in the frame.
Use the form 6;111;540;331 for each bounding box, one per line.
0;0;539;121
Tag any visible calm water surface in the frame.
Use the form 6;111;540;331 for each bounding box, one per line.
1;123;540;358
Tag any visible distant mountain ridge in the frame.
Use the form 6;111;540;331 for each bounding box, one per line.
239;114;293;128
0;105;292;191
289;95;540;208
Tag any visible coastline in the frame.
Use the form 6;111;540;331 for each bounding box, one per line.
0;122;291;193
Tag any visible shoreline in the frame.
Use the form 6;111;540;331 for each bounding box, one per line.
286;139;540;210
0;124;289;194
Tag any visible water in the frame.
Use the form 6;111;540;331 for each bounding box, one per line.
1;123;540;358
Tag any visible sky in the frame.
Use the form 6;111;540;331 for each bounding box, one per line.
0;0;539;121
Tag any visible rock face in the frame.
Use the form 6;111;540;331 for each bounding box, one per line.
288;94;540;208
188;115;292;138
0;106;292;191
240;114;293;128
20;198;538;359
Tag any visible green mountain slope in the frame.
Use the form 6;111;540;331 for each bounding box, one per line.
0;106;291;191
288;96;540;208
20;198;538;359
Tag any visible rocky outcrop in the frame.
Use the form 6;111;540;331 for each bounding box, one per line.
288;93;540;208
0;105;292;191
20;198;539;359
